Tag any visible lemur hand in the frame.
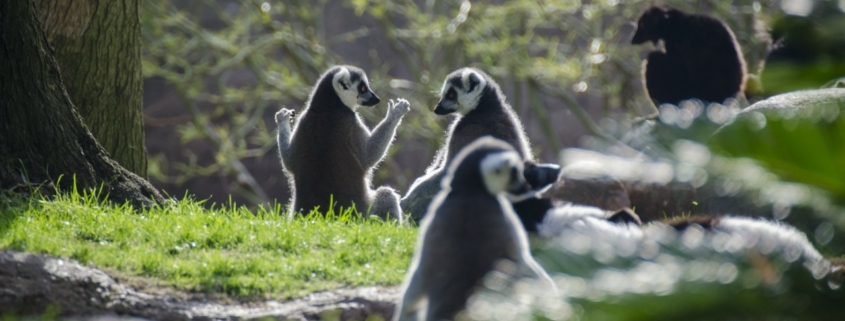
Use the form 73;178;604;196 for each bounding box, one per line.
387;98;411;119
275;108;295;133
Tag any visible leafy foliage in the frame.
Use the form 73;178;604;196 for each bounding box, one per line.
470;224;844;321
140;0;781;206
132;0;845;318
710;88;845;200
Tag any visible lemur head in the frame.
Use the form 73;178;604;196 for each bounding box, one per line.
331;66;380;109
444;136;530;196
631;6;680;45
434;68;490;115
480;149;528;195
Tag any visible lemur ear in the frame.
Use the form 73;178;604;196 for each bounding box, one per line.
467;72;481;92
333;67;350;90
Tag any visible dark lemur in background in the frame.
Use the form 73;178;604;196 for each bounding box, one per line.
631;6;747;106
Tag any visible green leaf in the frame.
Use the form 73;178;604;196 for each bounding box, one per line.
710;89;845;200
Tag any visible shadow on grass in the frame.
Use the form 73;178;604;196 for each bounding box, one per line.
1;192;26;240
0;186;52;248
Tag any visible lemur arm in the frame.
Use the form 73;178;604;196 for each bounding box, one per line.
518;251;558;296
365;98;410;168
401;170;446;222
275;109;296;170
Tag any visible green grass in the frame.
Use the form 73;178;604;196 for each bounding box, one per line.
0;190;417;300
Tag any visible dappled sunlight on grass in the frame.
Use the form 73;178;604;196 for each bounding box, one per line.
0;191;417;299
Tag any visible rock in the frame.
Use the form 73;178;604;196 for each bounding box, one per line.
622;180;697;222
548;161;631;212
555;150;698;221
0;251;399;320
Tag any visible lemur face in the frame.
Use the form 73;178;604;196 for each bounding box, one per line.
480;150;529;195
333;67;380;109
435;68;487;115
631;6;670;45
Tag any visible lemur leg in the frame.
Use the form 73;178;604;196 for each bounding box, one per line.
275;108;296;170
401;170;446;223
370;186;403;223
365;99;410;168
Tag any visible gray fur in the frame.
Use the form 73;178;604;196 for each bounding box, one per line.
276;108;296;169
402;68;533;221
276;65;409;221
393;137;554;321
370;187;402;221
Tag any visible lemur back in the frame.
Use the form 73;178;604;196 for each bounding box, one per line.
446;102;533;165
277;65;409;219
289;110;370;214
420;192;523;319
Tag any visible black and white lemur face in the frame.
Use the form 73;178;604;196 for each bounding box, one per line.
435;68;488;115
332;67;380;109
480;150;529;196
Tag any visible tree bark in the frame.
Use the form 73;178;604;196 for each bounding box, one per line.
33;0;147;177
0;0;165;209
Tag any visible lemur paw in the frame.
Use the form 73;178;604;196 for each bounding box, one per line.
275;108;295;126
388;98;411;118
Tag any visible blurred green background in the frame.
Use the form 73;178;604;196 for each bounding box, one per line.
139;1;845;318
139;0;845;236
140;0;779;206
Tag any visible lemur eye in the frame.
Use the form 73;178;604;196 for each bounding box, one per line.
359;84;366;93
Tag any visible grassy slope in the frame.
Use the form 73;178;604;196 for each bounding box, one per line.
0;190;417;299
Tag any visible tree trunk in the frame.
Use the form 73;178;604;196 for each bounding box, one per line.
0;0;165;209
33;0;147;177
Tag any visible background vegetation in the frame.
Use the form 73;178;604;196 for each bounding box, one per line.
138;0;845;266
135;0;845;317
2;0;844;319
139;0;780;206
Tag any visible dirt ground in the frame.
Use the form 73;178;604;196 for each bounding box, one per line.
0;251;399;320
